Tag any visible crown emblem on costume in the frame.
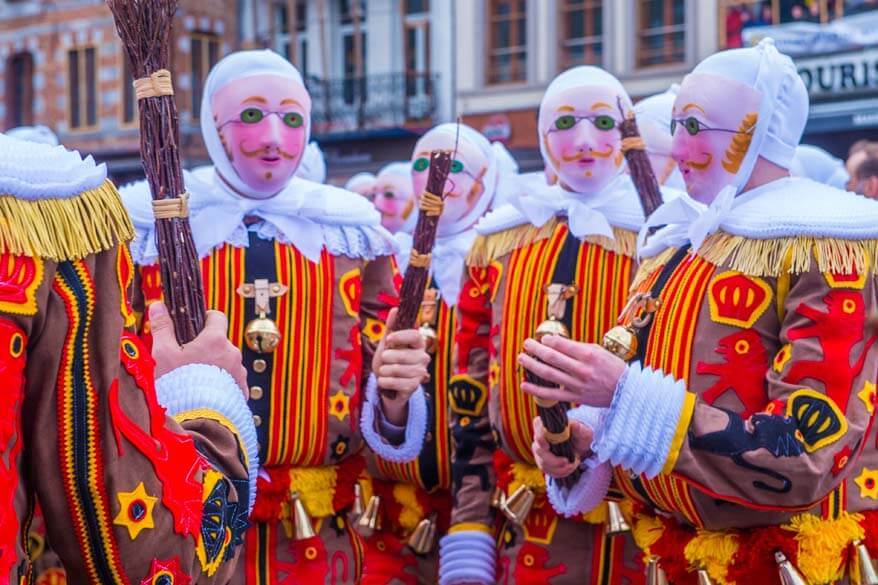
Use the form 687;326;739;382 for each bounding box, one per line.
522;497;558;544
708;271;772;329
449;375;487;416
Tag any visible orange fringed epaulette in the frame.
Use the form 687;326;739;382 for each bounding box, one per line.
0;179;134;262
466;219;638;268
696;231;878;278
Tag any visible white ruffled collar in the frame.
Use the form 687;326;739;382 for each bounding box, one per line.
638;177;878;258
475;174;646;237
122;167;395;264
0;132;106;199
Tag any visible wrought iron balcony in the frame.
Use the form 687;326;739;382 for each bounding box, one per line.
305;72;437;137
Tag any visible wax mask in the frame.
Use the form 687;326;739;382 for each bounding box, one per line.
212;74;310;197
671;73;762;203
351;180;377;202
647;152;679;186
540;85;625;194
374;171;415;233
412;136;488;234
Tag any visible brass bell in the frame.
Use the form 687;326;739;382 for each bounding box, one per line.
351;483;364;518
775;551;807;585
697;568;714;585
407;515;438;555
603;325;638;361
418;323;438;354
855;540;878;585
606;501;631;536
646;558;668;585
534;317;569;342
501;485;535;526
244;312;281;354
356;495;381;538
490;486;505;509
291;491;315;540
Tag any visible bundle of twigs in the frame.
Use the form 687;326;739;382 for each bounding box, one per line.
108;0;206;344
525;317;582;489
381;150;452;399
618;97;663;217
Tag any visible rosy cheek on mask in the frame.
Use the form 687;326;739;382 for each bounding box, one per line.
671;130;736;203
545;124;621;194
219;115;306;193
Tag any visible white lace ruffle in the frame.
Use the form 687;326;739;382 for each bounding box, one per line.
0;133;106;199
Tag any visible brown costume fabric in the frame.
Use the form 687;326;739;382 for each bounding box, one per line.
616;236;878;584
450;219;645;584
1;244;249;585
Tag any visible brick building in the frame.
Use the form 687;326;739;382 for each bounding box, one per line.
0;0;239;182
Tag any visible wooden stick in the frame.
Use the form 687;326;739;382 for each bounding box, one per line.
107;0;206;344
381;150;452;399
618;97;664;218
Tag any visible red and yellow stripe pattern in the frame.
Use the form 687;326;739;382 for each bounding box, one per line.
265;243;334;466
497;224;635;463
633;254;717;527
200;243;247;349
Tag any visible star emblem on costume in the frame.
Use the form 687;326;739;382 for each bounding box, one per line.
329;390;351;422
140;556;191;585
363;318;386;343
114;482;158;540
833;445;853;477
859;380;877;416
855;467;878;500
773;344;792;373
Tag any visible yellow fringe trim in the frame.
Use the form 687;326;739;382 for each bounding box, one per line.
684;530;740;585
582;502;609;525
468;218;560;267
784;511;864;585
697;231;878;277
508;462;547;495
393;483;424;532
0;180;134;261
630;246;678;291
288;466;339;519
467;218;637;267
631;513;665;557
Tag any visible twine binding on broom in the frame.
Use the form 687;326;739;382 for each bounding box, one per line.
134;69;175;100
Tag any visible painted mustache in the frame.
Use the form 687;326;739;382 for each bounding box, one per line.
685;153;713;171
239;142;299;160
560;145;615;162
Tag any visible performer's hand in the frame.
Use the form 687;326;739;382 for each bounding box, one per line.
532;417;593;479
150;301;248;396
373;308;430;424
518;335;625;408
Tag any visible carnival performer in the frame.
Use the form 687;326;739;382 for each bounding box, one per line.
374;161;417;234
439;66;683;585
523;39;878;584
790;143;850;190
0;131;257;583
122;50;430;585
633;85;687;192
361;123;517;584
346;172;377;201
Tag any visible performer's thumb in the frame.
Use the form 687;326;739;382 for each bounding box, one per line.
148;301;178;346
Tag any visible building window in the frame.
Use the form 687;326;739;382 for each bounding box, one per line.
190;32;220;119
404;0;430;100
637;0;685;68
342;31;367;104
559;0;603;70
274;0;308;75
68;46;98;131
120;54;138;127
487;0;527;84
340;0;367;25
6;52;34;128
